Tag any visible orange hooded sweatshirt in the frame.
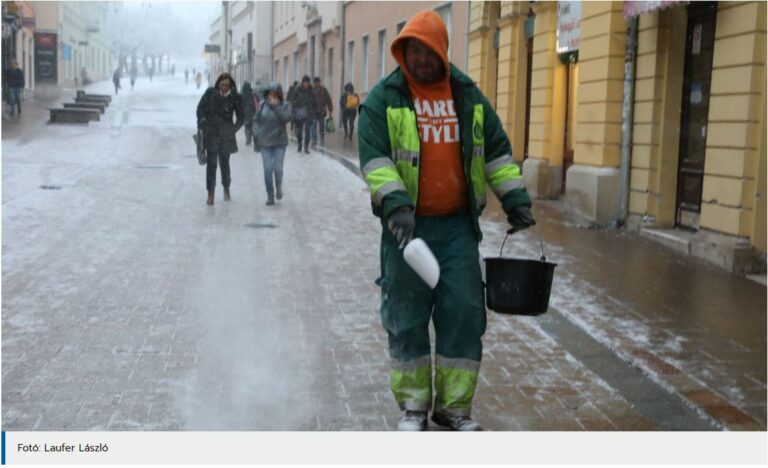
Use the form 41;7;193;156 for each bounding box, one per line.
391;11;468;216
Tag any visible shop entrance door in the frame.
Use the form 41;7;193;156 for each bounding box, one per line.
676;2;717;229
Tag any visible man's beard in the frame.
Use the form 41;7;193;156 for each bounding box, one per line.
409;63;445;84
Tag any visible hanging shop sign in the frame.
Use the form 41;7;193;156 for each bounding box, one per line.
623;1;686;18
34;32;57;82
557;1;581;54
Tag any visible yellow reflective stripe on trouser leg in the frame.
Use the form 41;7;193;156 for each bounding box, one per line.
391;355;432;411
434;355;480;416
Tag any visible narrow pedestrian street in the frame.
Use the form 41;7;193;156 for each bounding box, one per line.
2;74;765;432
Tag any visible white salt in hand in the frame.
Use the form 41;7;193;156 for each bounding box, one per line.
403;238;440;289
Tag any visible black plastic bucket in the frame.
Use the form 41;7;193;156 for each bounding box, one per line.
484;231;557;316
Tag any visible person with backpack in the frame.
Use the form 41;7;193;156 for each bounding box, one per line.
253;82;292;206
196;72;244;206
291;75;315;154
310;76;333;146
241;81;257;145
340;82;360;141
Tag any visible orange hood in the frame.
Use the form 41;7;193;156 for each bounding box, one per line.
390;10;450;83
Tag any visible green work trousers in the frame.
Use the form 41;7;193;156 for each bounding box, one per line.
377;209;486;417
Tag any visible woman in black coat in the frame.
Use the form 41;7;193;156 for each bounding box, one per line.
196;72;245;205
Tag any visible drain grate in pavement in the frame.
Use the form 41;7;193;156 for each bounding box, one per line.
134;165;171;170
39;185;62;190
244;222;277;229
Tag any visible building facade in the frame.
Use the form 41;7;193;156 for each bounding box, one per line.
229;1;273;88
34;1;113;87
3;1;36;99
469;0;766;272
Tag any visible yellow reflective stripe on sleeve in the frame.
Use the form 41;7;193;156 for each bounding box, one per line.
362;157;395;177
485;154;513;174
472;104;484;146
374;180;407;205
365;165;406;205
487;162;524;198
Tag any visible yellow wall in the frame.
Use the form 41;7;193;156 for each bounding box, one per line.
528;1;563;166
629;7;688;226
700;1;767;238
573;1;626;168
467;1;498;103
495;2;528;162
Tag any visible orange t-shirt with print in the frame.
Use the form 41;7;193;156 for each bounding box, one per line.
391;11;468;216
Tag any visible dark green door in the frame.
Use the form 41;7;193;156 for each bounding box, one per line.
676;2;718;229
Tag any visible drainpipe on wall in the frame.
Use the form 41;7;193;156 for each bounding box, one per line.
618;16;638;226
339;0;345;100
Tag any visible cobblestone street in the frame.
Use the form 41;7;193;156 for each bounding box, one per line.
2;76;764;432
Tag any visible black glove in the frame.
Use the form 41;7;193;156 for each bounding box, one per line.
387;206;415;249
507;205;536;233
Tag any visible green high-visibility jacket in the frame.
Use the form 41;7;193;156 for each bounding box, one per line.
358;64;531;240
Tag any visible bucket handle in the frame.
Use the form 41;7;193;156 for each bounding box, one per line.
501;227;547;262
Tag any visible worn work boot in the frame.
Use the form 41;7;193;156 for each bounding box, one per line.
275;183;283;200
223;187;231;201
397;411;428;431
431;412;483;431
206;191;214;206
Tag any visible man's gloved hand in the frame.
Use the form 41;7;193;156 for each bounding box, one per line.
507;205;536;234
387;206;415;249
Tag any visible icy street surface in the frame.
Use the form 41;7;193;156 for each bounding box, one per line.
2;75;764;431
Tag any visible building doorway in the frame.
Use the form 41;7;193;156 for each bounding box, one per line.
676;1;717;230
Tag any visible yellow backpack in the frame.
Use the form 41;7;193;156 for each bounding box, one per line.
345;94;360;110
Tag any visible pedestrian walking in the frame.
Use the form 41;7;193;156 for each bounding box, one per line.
291;75;315;154
112;68;122;95
240;81;257;145
185;69;189;83
310;76;333;146
252;82;292;206
149;66;154;82
340;83;360;141
6;60;24;116
130;66;138;91
196;72;244;206
357;10;535;432
286;81;299;132
195;72;203;90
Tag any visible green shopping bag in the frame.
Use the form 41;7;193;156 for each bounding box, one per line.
325;117;336;134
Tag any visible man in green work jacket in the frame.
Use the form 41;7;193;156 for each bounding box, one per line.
357;11;535;431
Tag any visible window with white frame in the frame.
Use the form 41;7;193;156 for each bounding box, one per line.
362;35;369;91
347;40;355;84
377;29;387;81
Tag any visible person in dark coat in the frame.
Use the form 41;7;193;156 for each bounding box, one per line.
113;68;122;95
310;76;333;145
6;60;24;116
290;75;315;154
196;72;245;206
253;82;292;206
286;81;299;132
240;81;256;145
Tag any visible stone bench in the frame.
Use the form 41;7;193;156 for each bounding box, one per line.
76;90;111;103
63;102;106;114
48;107;100;123
75;95;110;106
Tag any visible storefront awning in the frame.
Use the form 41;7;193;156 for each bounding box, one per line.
623;1;687;19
